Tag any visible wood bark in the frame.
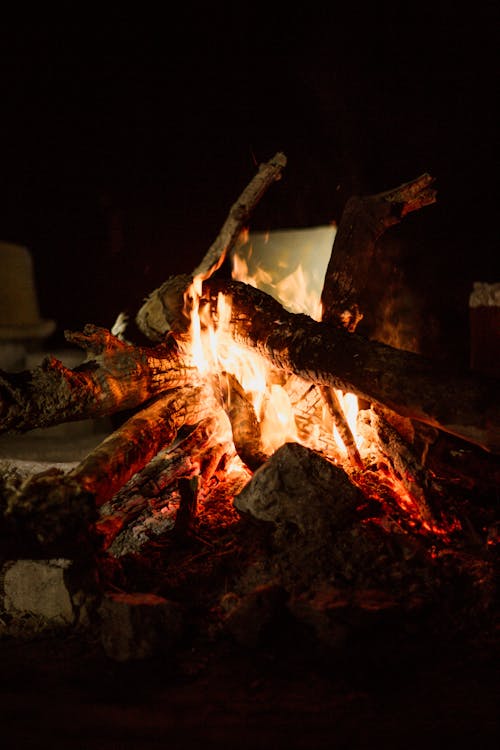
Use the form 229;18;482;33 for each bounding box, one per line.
71;385;214;506
0;325;197;433
219;372;267;471
2;385;214;549
318;173;436;465
96;415;234;551
203;278;500;454
135;152;287;340
321;173;436;330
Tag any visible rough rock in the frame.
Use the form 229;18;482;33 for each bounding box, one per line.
0;558;82;637
221;582;287;648
99;591;183;662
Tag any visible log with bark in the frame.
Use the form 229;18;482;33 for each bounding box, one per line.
318;173;436;466
1;153;498;550
0;325;198;432
202;278;500;454
136;151;287;339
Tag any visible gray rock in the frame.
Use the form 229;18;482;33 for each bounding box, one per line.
234;442;362;538
0;559;76;637
99;592;183;662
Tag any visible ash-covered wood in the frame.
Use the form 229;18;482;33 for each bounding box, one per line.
70;385;215;506
1;385;215;550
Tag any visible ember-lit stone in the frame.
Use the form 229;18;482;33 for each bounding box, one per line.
0;559;75;636
234;442;361;535
99;592;183;662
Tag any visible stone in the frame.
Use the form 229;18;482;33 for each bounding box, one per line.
234;442;362;537
222;583;287;648
99;592;183;662
0;559;76;637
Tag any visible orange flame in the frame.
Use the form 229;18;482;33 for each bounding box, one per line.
181;229;447;536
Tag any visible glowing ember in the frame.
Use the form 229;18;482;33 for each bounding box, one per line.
179;226;452;536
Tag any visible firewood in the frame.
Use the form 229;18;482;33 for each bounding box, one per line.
136;152;287;340
96;416;220;548
219;372;268;471
3;386;214;546
356;407;443;526
0;325;198;433
319;385;363;468
321;173;436;330
318;174;436;465
203;278;500;453
70;385;215;505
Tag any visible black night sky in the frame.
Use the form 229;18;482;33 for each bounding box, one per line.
0;8;498;365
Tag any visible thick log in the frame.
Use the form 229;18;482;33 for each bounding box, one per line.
71;385;215;505
203;278;500;453
0;325;198;434
1;386;214;553
136;152;287;340
321;173;436;330
318;174;436;463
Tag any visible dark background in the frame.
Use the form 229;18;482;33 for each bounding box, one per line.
0;8;498;365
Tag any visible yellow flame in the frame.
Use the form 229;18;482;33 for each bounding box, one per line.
183;237;363;464
232;254;323;321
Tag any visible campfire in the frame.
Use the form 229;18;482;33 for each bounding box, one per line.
1;154;498;658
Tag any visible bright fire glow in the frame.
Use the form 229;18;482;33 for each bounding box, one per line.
181;228;448;535
183;230;362;458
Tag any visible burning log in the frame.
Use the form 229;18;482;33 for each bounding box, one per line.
0;325;197;433
219;372;268;471
319;173;436;465
319;385;362;468
96;416;220;548
203;278;500;454
136;151;287;339
69;385;214;505
320;173;436;331
356;407;442;526
1;386;214;553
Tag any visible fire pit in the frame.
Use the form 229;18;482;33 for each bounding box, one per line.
0;154;498;667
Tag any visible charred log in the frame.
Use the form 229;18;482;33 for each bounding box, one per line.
203;278;500;454
70;385;215;506
96;417;220;548
321;173;436;331
1;384;214;551
219;372;268;471
319;174;436;464
0;325;197;434
136;152;287;339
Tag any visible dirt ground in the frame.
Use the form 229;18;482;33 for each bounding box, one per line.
1;621;498;750
1;428;498;749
